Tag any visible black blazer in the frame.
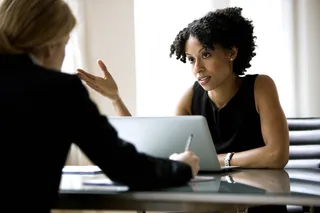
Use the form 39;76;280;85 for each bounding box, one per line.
0;54;192;212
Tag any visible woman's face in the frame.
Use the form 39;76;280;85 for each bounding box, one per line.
185;36;236;91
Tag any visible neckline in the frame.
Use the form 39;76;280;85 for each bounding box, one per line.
208;76;247;112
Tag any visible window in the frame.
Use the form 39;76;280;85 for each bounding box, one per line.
134;0;214;116
229;0;295;116
61;0;86;75
61;39;76;74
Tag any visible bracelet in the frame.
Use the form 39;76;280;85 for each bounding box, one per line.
224;152;234;167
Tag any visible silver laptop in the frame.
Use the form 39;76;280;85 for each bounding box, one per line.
108;115;239;172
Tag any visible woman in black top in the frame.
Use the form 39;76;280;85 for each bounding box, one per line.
79;7;289;170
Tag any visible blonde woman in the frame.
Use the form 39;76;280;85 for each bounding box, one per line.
0;0;199;212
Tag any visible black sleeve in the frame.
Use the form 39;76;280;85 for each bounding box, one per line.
67;76;193;190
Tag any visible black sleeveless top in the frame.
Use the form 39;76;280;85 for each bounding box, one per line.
191;74;265;154
192;75;288;213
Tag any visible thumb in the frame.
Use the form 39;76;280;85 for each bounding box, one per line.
97;59;111;78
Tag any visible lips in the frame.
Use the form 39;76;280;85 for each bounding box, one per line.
198;76;211;86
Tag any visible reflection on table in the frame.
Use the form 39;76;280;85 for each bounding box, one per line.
56;168;320;211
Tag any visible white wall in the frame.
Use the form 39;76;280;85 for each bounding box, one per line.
64;0;137;166
83;0;137;116
134;0;214;116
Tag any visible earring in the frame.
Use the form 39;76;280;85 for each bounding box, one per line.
229;57;233;61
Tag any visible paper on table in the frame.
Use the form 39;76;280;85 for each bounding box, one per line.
62;165;102;174
83;178;119;186
82;178;129;191
83;176;214;188
190;176;215;182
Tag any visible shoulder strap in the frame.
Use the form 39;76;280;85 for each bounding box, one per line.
237;74;259;112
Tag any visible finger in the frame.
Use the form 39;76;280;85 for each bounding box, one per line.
77;72;96;85
97;59;112;78
77;69;96;81
86;81;102;93
77;69;96;82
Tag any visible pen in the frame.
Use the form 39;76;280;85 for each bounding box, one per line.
185;134;193;151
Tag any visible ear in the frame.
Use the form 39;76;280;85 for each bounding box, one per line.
41;44;56;59
229;47;238;62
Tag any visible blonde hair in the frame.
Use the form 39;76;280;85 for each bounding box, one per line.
0;0;76;54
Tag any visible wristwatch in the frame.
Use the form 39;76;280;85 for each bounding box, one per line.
224;152;234;167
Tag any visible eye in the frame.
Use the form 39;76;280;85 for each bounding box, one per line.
187;57;195;64
202;52;211;59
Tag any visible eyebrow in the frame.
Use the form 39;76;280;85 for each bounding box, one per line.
185;47;206;56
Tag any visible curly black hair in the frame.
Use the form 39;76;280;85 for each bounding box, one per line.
169;7;256;75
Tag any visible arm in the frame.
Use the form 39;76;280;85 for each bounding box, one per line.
112;97;132;116
175;85;193;115
67;76;193;190
218;75;289;169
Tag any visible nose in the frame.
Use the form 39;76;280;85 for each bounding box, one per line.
193;60;204;74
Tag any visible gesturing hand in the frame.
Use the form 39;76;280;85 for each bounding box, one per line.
77;60;120;101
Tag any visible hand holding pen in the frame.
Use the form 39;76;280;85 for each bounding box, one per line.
169;133;199;177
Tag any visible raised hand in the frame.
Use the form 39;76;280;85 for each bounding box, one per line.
77;60;120;101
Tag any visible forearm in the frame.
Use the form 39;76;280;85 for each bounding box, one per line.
112;98;132;116
218;146;287;169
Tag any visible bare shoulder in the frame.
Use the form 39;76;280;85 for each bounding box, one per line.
254;74;278;91
254;74;280;113
175;84;194;115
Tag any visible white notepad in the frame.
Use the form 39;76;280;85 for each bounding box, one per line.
83;178;118;186
82;176;215;187
82;178;129;191
62;165;102;174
